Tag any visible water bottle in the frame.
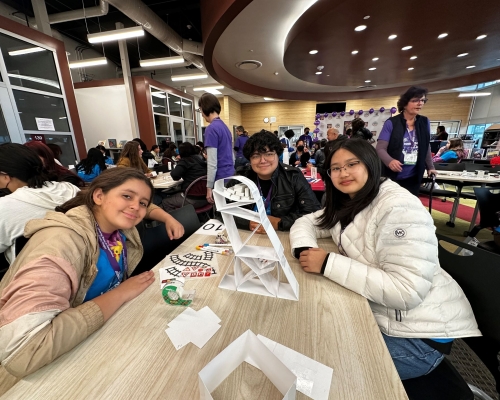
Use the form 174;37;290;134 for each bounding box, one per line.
283;148;289;164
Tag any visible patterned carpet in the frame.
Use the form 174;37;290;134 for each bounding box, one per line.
422;195;499;399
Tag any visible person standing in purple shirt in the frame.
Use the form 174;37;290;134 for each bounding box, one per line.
234;125;249;169
298;127;313;149
198;93;235;204
376;86;437;196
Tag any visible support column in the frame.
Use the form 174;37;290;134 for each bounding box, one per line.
116;22;140;138
31;0;52;36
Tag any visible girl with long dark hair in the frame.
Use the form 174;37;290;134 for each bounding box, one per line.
76;148;107;183
117;142;152;177
290;138;480;381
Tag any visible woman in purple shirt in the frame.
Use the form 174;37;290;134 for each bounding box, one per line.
234;126;250;168
198;93;235;204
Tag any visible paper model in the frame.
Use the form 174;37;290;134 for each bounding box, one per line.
198;330;296;400
213;176;299;301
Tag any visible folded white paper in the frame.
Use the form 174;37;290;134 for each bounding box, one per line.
198;330;296;399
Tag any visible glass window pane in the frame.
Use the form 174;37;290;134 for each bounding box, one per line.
0;105;11;143
185;137;195;145
0;33;61;94
154;114;170;137
151;88;167;113
24;134;77;166
172;120;183;146
184;120;194;138
168;95;182;117
14;90;69;131
182;100;193;120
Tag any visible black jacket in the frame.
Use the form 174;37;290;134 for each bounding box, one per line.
382;113;430;183
227;162;321;231
170;156;207;192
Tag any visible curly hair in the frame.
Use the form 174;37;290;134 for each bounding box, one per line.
243;130;283;160
397;86;428;113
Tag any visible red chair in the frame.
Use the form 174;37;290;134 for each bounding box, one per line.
181;175;214;220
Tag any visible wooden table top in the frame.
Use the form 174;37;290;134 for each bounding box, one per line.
2;231;407;400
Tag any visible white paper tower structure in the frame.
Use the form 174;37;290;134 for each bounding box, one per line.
213;176;299;301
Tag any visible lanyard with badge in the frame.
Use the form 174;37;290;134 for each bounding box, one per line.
403;127;418;165
255;178;273;215
96;223;128;280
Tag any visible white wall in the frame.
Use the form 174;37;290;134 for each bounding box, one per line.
469;85;500;125
75;85;134;150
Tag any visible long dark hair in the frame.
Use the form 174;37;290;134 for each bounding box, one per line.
318;139;385;230
56;168;154;213
76;148;107;175
0;143;48;189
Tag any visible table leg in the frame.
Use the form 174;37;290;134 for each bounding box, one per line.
446;186;462;227
466;184;484;235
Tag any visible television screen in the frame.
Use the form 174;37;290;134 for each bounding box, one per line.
316;102;346;113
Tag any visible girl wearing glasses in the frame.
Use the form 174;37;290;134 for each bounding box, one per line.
290;138;480;380
376;86;437;196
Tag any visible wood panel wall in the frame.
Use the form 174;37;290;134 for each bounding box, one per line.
226;96;242;130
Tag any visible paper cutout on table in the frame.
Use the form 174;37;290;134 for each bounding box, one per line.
247;335;333;400
198;330;296;400
159;251;219;286
165;306;221;350
195;219;226;236
213;176;299;301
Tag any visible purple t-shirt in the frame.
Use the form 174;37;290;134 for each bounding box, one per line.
204;118;235;180
235;135;249;158
378;119;430;180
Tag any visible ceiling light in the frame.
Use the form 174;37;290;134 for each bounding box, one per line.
372;57;379;61
193;85;224;91
174;101;192;106
88;26;144;43
8;73;60;88
151;92;166;99
315;71;322;75
388;34;397;40
369;67;376;71
264;97;274;101
355;25;367;31
363;15;370;19
365;80;371;83
410;56;417;60
476;34;487;40
402;46;412;51
205;89;222;95
8;47;46;56
466;65;476;69
458;92;491;97
139;56;184;67
309;50;318;54
68;57;108;69
59;117;67;119
274;71;279;75
457;53;469;57
351;50;358;54
171;73;208;81
438;33;448;39
408;67;414;70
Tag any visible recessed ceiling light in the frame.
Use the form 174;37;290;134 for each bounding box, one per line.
408;67;414;70
369;67;376;71
466;65;476;68
274;71;279;75
315;71;322;75
355;25;367;31
309;50;318;54
365;80;371;83
264;97;274;101
410;56;417;60
402;46;412;51
372;57;379;61
388;34;397;40
476;34;487;40
457;53;469;57
458;92;491;97
326;75;330;76
363;15;370;19
438;33;448;39
351;50;358;55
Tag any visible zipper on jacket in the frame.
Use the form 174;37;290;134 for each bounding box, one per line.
395;310;402;322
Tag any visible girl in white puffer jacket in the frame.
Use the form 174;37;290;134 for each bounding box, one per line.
290;138;480;380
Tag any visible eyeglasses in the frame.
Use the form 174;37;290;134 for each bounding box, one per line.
410;98;428;104
327;160;362;177
250;151;277;163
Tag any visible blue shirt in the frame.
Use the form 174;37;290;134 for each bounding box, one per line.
439;150;458;161
298;134;313;149
77;164;102;183
204;118;235;180
84;232;126;302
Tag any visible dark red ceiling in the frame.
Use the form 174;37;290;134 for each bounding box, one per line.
285;0;500;88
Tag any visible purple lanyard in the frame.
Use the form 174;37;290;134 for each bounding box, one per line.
257;178;273;211
95;223;128;279
407;128;416;147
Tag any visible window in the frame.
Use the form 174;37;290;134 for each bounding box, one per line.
168;94;182;117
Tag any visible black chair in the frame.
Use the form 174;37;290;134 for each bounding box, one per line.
402;234;500;400
132;204;201;276
181;175;214;222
